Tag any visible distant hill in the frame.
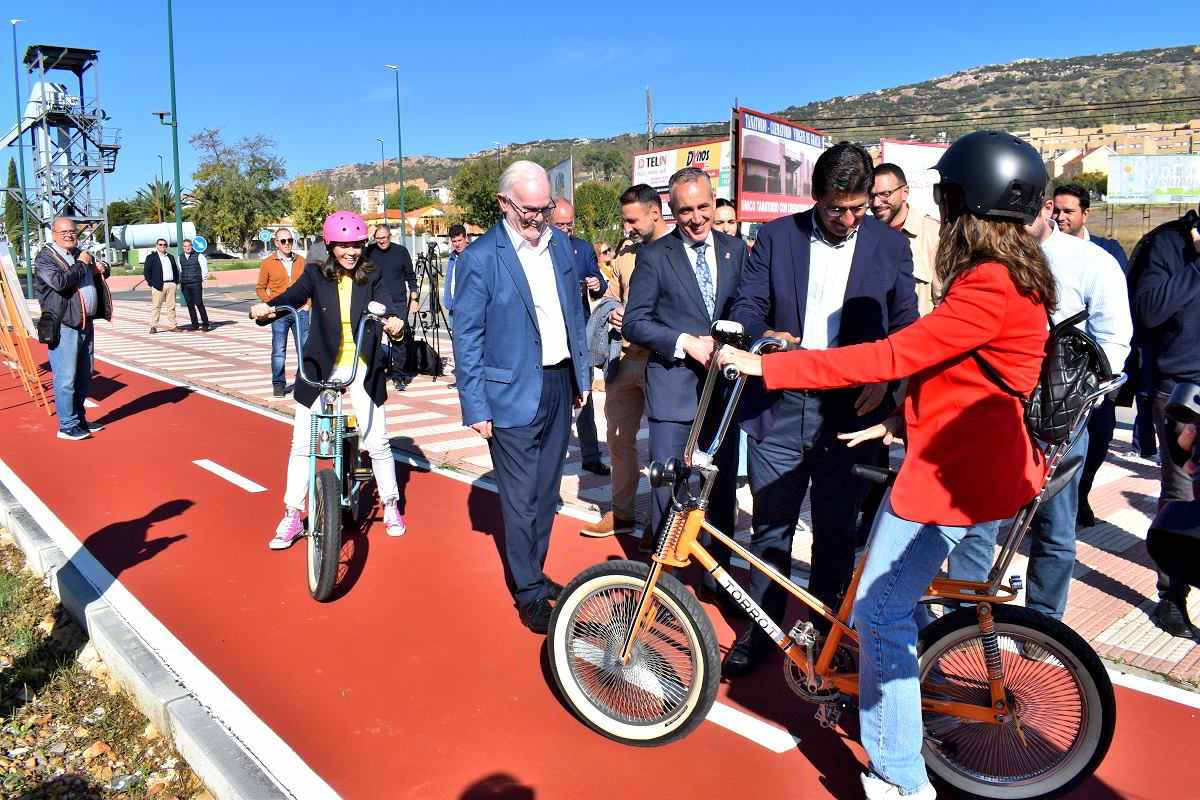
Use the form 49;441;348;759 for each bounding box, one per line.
297;44;1200;194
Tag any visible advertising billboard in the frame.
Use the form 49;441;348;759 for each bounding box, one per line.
879;138;949;220
1108;155;1200;205
548;156;574;204
736;108;826;222
631;138;732;220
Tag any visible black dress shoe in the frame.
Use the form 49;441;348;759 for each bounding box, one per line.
582;460;611;476
1150;598;1198;639
518;598;554;634
272;385;287;398
543;577;564;601
201;323;211;332
1076;503;1097;529
721;628;773;679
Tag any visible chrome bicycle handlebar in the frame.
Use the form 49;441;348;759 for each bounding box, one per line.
251;301;390;392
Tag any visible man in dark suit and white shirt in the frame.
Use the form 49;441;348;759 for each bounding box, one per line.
623;167;747;609
142;237;179;333
725;142;918;677
452;161;593;634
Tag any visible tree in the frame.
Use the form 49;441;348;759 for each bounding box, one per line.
188;128;289;254
132;179;175;223
449;156;515;229
4;159;21;255
105;199;140;228
1069;171;1109;200
386;185;432;212
332;191;357;212
574;181;623;246
581;148;627;183
291;179;333;238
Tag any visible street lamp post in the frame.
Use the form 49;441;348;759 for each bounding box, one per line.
164;0;184;263
9;19;32;297
376;136;385;219
384;65;405;250
157;154;164;222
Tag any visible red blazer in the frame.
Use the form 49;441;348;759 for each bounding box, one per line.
762;262;1049;526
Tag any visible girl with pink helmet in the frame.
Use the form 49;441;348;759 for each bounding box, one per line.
250;211;410;546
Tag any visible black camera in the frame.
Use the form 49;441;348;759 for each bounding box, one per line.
1167;382;1200;425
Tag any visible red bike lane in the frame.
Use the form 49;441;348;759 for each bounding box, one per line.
0;357;1195;799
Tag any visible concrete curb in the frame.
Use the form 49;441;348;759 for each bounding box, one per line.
0;479;293;800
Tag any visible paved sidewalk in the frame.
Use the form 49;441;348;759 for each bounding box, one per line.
76;296;1200;687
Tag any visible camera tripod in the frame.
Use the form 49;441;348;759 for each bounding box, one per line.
412;241;451;380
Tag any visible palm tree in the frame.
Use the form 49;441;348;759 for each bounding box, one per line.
133;179;175;224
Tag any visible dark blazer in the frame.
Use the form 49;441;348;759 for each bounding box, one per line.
142;251;178;291
452;224;592;428
623;228;746;422
266;264;399;408
568;235;608;302
730;210;918;438
1090;233;1129;273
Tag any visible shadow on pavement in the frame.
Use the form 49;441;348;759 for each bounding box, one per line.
79;499;191;584
459;773;535;800
94;386;191;426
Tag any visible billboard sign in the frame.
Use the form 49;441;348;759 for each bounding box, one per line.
1108;155;1200;205
879;138;949;220
631;138;732;219
548;156;574;205
736;108;826;222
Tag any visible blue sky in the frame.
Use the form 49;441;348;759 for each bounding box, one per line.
3;1;1193;200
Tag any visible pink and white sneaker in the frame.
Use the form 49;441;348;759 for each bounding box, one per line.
269;509;304;550
383;502;407;537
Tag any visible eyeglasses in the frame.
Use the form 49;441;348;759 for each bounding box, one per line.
818;202;869;219
870;184;907;201
55;229;79;237
599;247;612;255
502;195;556;219
276;238;293;244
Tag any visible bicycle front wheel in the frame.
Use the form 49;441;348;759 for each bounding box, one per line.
547;560;720;746
308;468;342;601
918;604;1115;799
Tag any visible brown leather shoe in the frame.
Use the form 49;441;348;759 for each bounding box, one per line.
580;512;635;538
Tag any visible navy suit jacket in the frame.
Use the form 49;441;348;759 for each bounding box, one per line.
623;228;747;422
1089;233;1129;273
730;210;918;439
568;235;608;299
452;223;592;429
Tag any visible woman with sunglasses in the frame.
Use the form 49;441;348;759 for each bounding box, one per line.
250;211;409;549
593;240;616;283
719;132;1057;800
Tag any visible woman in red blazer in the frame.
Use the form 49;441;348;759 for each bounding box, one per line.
720;132;1057;800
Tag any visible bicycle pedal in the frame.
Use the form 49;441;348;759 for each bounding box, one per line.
788;620;817;647
815;702;842;730
353;468;372;481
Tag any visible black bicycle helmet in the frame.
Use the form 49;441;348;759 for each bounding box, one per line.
934;131;1048;224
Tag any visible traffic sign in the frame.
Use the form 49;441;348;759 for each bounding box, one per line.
258;229;272;243
192;235;208;253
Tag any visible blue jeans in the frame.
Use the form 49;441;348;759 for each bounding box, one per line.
951;430;1088;620
271;309;309;388
855;496;981;795
47;323;94;432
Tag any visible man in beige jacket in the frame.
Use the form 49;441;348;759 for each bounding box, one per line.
580;184;668;541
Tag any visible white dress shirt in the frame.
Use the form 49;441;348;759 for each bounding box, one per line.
801;224;858;349
503;219;571;365
673;231;719;358
1041;225;1132;371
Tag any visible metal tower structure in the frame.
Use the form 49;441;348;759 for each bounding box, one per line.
18;45;120;252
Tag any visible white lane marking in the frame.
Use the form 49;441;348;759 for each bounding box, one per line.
396;421;468;438
1108;667;1200;709
431;398;461;406
422;436;491;453
706;702;800;753
387;411;443;424
191;459;267;493
0;459;338;800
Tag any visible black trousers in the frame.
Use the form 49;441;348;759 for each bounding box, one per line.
180;282;208;327
488;364;573;606
1078;400;1116;515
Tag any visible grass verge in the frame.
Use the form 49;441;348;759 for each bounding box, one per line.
0;533;206;799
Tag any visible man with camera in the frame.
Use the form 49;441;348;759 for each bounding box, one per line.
34;217;112;440
365;225;419;391
1133;203;1200;636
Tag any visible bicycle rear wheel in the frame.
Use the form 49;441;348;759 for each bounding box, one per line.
547;560;720;746
308;468;342;601
918;605;1115;799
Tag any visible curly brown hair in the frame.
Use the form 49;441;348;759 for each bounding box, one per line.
934;194;1057;312
320;249;375;285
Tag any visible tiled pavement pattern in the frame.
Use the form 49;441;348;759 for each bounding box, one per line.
74;296;1200;687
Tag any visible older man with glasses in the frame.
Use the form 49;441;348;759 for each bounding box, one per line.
256;228;309;397
452;160;592;634
34;217;112;440
724;142;918;678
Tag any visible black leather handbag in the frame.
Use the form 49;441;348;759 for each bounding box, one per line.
36;309;61;348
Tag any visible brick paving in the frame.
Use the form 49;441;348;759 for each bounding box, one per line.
42;292;1200;687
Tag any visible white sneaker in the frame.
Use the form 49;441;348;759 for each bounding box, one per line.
383;502;407;537
861;771;936;799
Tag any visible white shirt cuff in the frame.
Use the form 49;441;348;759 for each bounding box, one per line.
674;333;687;360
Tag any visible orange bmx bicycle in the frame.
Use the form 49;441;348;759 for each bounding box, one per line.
547;321;1124;799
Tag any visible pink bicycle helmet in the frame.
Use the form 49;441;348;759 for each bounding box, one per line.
323;211;369;244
